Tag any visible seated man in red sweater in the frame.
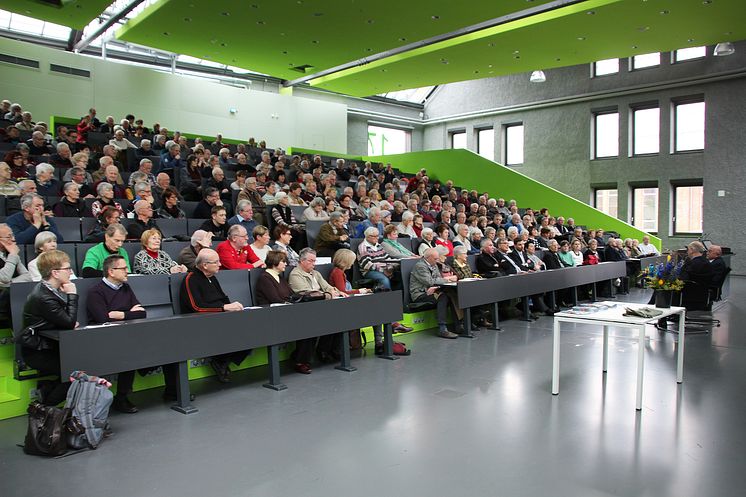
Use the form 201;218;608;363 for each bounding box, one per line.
179;248;246;383
215;225;265;270
86;254;146;413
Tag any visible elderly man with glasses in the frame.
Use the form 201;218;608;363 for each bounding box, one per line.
179;248;246;384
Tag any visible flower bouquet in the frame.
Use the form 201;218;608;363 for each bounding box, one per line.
641;256;685;291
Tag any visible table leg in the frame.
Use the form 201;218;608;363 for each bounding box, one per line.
552;319;561;395
170;361;198;415
635;325;645;411
571;287;578;306
602;325;609;373
491;302;501;331
379;324;398;361
522;297;533;321
590;282;597;302
677;310;685;383
262;345;288;391
335;332;357;372
460;308;475;338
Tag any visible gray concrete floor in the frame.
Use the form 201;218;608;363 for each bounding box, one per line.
1;280;745;497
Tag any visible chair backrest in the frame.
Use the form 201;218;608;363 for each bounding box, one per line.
75;242;98;274
9;281;39;335
169;272;187;314
122;241;141;265
315;263;333;281
54;217;83;242
306;220;325;249
181;202;200;218
157;218;188;238
399;258;421;307
187;218;205;234
0;196;6;217
126;274;174;319
467;254;477;272
248;267;265;304
161;240;189;260
290;205;306;222
81;217;98;240
216;269;252;307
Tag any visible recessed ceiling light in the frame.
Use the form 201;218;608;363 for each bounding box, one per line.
474;70;479;74
367;19;374;24
313;13;324;17
637;26;649;32
221;12;230;16
488;42;495;47
632;45;638;49
282;51;288;55
365;48;373;52
555;58;561;61
184;17;191;22
399;37;407;41
513;50;520;54
514;55;520;59
441;58;449;64
312;40;319;44
577;36;586;41
220;43;227;47
251;4;259;8
587;11;595;15
660;10;669;14
431;15;440;20
687;38;695;42
702;0;712;4
257;20;265;24
488;64;493;68
381;69;387;72
163;32;169;36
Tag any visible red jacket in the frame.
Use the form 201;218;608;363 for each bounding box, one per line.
216;240;260;270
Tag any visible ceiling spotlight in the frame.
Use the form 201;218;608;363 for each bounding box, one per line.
714;42;735;56
530;70;546;83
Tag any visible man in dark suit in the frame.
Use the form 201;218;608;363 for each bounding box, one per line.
707;245;728;291
680;241;714;311
476;239;508;276
543;240;565;270
508;239;535;272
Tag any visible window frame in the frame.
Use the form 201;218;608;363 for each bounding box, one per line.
630;52;661;71
476;126;495;161
592;58;620;77
591;108;620;159
630;184;660;234
450;129;466;150
366;123;412;156
593;187;619;219
671;97;705;154
672;46;707;64
630;103;660;157
672;181;704;236
503;122;524;166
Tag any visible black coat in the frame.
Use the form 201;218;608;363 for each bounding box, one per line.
21;283;79;351
543;251;564;270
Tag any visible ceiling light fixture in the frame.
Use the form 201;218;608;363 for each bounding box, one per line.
530;70;546;83
714;42;735;56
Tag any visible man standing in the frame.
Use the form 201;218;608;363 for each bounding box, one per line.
6;193;63;244
180;248;246;383
86;255;146;413
680;241;714;311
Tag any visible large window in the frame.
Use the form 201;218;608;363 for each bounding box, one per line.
632;52;660;70
632;106;660;155
593;111;619;158
593;58;619;76
632;187;659;232
367;125;410;156
477;128;494;160
674;46;707;62
674;100;705;152
504;123;524;165
594;189;618;218
451;131;467;149
673;185;704;234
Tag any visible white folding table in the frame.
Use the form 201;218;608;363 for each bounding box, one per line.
552;302;686;410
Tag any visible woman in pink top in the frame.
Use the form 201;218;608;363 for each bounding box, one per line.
434;223;454;257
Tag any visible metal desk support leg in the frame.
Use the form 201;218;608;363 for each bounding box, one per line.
522;297;533;321
263;345;288;391
460;308;475;338
552;319;561;395
171;361;198;415
335;331;357;372
677;310;685;383
379;324;398;361
602;325;609;372
571;287;578;306
635;325;645;411
491;302;501;331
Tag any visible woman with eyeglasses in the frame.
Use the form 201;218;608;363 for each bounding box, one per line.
133;229;187;275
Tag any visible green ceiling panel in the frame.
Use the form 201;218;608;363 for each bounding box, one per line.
115;0;556;79
311;0;746;96
0;0;112;30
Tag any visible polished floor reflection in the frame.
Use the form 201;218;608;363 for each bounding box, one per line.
1;279;745;497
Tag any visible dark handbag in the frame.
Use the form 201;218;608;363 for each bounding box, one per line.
23;402;80;457
286;290;329;304
14;325;45;351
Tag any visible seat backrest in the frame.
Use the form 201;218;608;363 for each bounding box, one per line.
75;242;98;274
399;258;421;307
187;218;205;234
126;274;174;319
122;241;141;266
290;206;305;223
315;263;333;281
467;254;477;272
157;218;188;238
306;220;325;249
54;217;82;242
9;281;39;335
169;272;187;314
161;240;189;260
248;267;265;304
216;269;252;307
181;202;200;218
80;217;98;240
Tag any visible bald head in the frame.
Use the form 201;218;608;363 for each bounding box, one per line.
707;245;722;260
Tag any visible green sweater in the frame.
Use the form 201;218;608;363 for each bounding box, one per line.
558;251;576;267
81;243;131;272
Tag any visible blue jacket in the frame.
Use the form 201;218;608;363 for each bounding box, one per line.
354;220;384;239
6;211;63;244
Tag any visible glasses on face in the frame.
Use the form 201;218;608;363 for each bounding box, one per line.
53;266;73;272
204;260;221;265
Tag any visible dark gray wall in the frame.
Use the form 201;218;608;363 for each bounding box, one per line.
421;42;746;274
